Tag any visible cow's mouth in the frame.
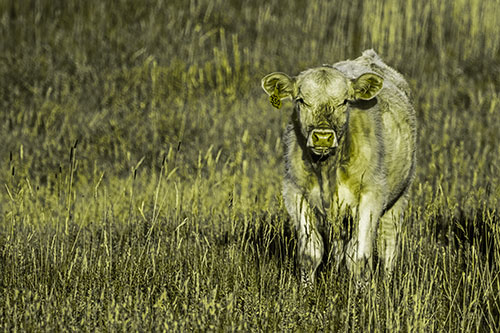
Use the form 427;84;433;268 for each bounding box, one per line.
309;147;335;162
310;147;332;156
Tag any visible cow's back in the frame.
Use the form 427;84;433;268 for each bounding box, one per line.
333;49;412;100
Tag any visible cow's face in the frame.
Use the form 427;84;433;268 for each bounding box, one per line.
262;67;383;158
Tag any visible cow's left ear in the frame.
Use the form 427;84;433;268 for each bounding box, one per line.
351;73;383;100
261;72;294;99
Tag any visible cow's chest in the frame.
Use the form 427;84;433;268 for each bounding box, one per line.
307;167;359;220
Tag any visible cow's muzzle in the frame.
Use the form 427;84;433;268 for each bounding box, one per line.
307;128;338;155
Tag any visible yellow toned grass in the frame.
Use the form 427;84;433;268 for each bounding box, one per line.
1;0;499;330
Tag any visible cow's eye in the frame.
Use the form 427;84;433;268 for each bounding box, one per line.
296;98;311;108
336;99;349;108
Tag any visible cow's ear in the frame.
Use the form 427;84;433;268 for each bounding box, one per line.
261;72;294;99
351;73;383;100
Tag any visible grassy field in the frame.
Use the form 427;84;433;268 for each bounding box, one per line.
1;0;500;330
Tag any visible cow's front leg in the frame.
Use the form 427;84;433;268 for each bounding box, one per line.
284;185;324;285
346;193;382;279
297;200;324;285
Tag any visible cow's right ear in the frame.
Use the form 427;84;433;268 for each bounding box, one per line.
261;72;294;100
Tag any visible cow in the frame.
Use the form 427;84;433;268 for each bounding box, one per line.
261;49;416;284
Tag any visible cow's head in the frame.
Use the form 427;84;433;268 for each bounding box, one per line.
262;67;383;158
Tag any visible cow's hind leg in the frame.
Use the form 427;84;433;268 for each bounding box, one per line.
377;192;408;273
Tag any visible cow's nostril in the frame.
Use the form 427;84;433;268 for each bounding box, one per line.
311;129;336;147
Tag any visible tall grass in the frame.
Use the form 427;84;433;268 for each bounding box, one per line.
1;0;499;330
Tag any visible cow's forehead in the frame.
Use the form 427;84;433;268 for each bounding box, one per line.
296;68;350;104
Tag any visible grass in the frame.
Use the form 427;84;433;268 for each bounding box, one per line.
1;0;500;330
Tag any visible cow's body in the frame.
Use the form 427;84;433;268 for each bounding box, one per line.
262;50;416;283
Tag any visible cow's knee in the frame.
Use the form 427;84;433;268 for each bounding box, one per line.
378;228;398;272
298;230;324;284
345;237;373;281
377;196;406;272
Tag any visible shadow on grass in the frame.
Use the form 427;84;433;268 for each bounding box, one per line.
225;212;356;284
434;207;499;269
433;207;500;328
